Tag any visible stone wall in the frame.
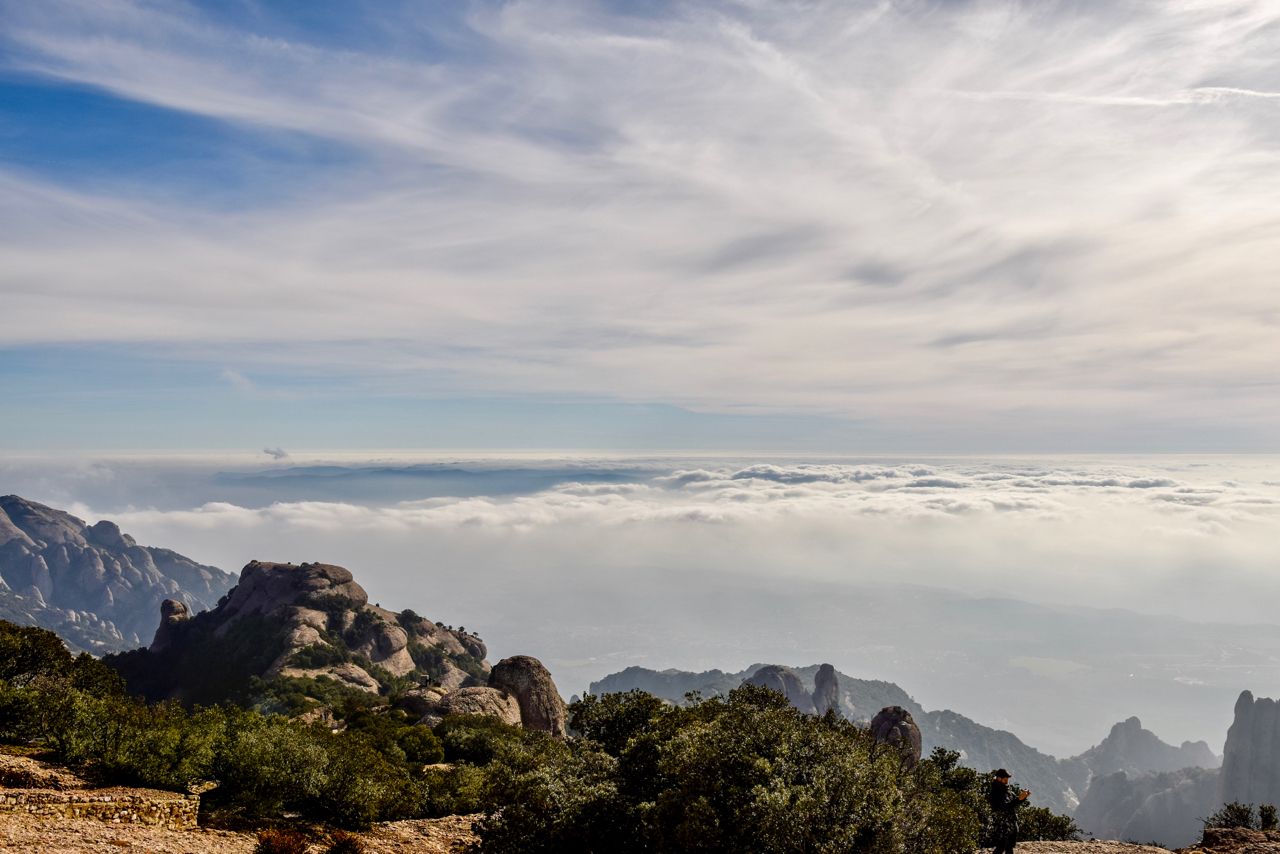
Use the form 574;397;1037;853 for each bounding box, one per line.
0;789;199;829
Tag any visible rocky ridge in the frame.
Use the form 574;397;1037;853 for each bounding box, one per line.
0;495;234;652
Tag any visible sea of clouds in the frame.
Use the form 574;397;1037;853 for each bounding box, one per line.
5;453;1280;755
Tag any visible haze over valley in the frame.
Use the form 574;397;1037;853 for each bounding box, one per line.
7;451;1279;757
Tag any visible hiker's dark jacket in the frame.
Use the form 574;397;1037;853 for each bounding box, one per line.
987;780;1021;840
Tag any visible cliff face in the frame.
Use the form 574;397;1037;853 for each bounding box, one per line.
1221;690;1280;808
1073;766;1220;848
0;495;234;651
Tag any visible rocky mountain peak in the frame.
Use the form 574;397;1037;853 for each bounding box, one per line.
217;561;369;625
0;495;235;651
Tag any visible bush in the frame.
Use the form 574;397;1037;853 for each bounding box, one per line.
214;713;329;817
436;714;525;765
326;829;366;854
1261;804;1279;831
1206;801;1257;829
254;828;309;854
1017;806;1082;841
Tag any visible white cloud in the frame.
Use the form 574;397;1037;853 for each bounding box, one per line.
1;1;1280;442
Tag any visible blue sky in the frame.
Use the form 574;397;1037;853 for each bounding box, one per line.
2;0;1280;452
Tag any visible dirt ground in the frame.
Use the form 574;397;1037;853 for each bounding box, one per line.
0;813;478;853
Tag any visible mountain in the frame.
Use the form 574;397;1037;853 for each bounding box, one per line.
107;559;568;733
1059;715;1219;798
1064;696;1277;848
591;663;1219;816
1073;766;1220;847
0;495;235;652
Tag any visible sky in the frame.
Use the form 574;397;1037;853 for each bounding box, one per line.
3;0;1280;451
4;1;1280;758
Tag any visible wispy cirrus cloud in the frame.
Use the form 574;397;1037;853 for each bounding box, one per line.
2;0;1280;448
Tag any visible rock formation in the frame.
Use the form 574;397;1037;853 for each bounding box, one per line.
744;665;817;715
149;599;189;653
813;663;840;717
437;687;523;727
1072;766;1219;849
110;560;491;710
870;706;923;769
489;655;568;736
1221;690;1280;808
0;495;234;651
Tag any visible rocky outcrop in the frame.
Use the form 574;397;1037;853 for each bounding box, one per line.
0;495;234;651
489;656;567;736
1221;690;1280;809
744;665;817;715
870;706;923;769
111;561;491;710
813;663;840;717
1073;766;1219;848
1195;826;1280;852
149;599;189;653
437;687;523;727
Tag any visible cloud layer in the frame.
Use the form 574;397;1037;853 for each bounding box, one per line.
3;1;1280;445
8;451;1280;752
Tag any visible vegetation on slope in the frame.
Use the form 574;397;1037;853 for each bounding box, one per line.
1;619;1083;848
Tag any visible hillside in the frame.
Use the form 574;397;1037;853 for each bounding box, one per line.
0;495;235;651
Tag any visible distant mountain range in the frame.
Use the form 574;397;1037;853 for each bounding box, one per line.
590;664;1219;818
0;495;235;652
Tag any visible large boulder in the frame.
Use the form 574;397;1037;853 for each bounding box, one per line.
870;706;922;769
438;687;522;727
744;665;816;715
814;663;840;717
489;655;567;736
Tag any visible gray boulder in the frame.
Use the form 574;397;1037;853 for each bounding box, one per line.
438;687;523;727
870;705;922;769
489;655;567;736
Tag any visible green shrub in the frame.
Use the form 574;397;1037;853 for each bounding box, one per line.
397;725;445;764
254;828;309;854
314;730;423;829
1261;804;1278;831
214;714;329;817
1017;805;1082;841
1206;801;1257;829
436;714;526;765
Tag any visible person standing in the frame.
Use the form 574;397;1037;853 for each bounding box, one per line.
987;768;1030;854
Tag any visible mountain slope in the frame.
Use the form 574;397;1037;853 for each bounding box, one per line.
0;495;235;651
591;663;1219;817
